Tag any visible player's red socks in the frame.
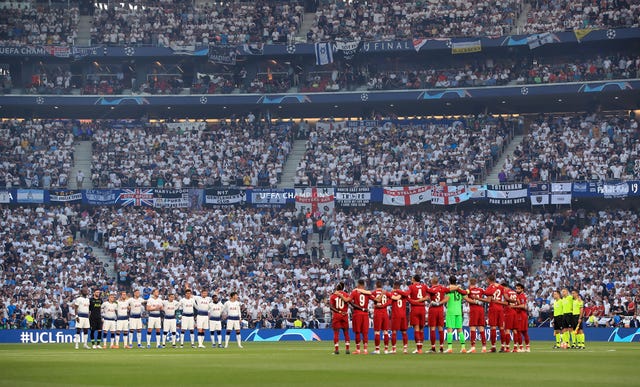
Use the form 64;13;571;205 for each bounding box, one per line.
384;332;389;349
523;332;530;345
391;332;397;347
490;328;496;346
343;330;350;351
470;330;476;346
430;329;436;346
402;331;408;346
374;332;380;349
480;330;487;345
439;330;444;347
333;330;340;347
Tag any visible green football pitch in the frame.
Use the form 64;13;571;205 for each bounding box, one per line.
0;342;638;386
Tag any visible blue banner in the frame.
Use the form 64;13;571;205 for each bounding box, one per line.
1;328;638;344
83;190;119;205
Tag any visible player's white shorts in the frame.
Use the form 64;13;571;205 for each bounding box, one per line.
196;316;209;330
129;318;142;330
209;319;222;331
148;317;162;330
116;319;129;332
76;316;90;329
226;318;240;331
181;316;195;331
103;319;116;332
163;318;177;332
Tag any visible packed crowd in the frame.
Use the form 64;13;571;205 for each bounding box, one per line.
296;116;514;186
90;119;293;188
528;209;640;327
307;0;522;42
0;206;112;330
91;0;303;46
522;0;640;34
362;53;640;91
0;119;85;189
2;205;638;330
0;3;78;45
501;114;640;182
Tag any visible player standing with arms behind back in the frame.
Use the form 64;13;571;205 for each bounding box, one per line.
329;282;350;355
223;292;244;348
514;283;530;352
87;289;103;349
194;289;213;348
115;291;130;349
162;293;180;348
179;289;197;348
73;288;91;350
128;289;145;348
571;290;585;349
552;290;564;349
209;293;224;348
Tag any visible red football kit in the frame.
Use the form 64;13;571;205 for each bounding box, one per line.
349;289;371;334
408;283;428;327
372;289;391;331
330;291;350;330
503;288;518;331
467;286;486;327
427;285;449;327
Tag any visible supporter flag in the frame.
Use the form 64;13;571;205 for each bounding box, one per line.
314;42;333;65
550;182;572;205
574;28;595;42
486;184;528;205
118;188;155;207
527;32;557;49
295;188;334;216
431;185;469;205
382;186;431;206
468;185;487;199
412;38;428;52
451;40;481;54
529;182;550;205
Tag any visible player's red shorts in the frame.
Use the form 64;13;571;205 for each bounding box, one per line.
373;311;390;331
410;308;426;328
427;307;444;327
503;310;517;330
351;312;369;334
391;315;407;331
488;306;504;327
516;314;528;332
468;308;485;327
332;313;349;330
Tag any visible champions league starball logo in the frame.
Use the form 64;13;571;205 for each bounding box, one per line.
36;96;45;104
286;44;296;54
360;93;369;101
200;96;208;104
124;47;135;56
606;29;616;39
520;87;529;95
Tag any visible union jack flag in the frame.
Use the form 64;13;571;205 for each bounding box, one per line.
118;188;155;207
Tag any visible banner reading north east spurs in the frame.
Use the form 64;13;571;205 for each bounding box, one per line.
295;188;334;216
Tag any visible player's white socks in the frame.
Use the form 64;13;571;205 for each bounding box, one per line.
146;332;151;346
171;332;176;345
115;335;120;346
162;332;167;345
198;335;204;346
123;335;128;347
181;332;185;345
190;333;195;345
236;334;242;348
225;335;230;347
136;332;142;345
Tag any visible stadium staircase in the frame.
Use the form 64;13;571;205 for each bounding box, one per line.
297;12;316;40
512;2;532;35
483;134;525;185
84;241;117;284
76;16;92;46
530;231;571;275
68;141;94;189
277;139;307;189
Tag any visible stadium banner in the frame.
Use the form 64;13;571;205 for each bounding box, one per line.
431;185;469;205
153;188;192;208
486;184;528;205
249;189;295;208
2;327;639;344
597;181;634;199
529;182;550;205
209;45;237;65
83;189;119;205
451;40;481;54
295;188;334;215
550;182;572;204
16;189;45;204
468;185;487;199
333;39;361;60
117;188;155;207
0;189;15;203
204;188;246;206
335;187;371;207
382;186;432;206
571;181;600;197
1;28;639;59
47;190;83;204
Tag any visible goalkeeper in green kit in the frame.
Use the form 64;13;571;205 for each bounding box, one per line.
445;275;469;353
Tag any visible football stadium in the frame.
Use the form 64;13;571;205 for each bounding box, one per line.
1;0;640;385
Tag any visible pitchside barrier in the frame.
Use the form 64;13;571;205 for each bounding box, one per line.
2;328;639;344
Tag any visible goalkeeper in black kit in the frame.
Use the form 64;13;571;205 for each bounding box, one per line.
89;289;104;349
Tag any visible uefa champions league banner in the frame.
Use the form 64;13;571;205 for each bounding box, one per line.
249;189;295;208
2;328;639;344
